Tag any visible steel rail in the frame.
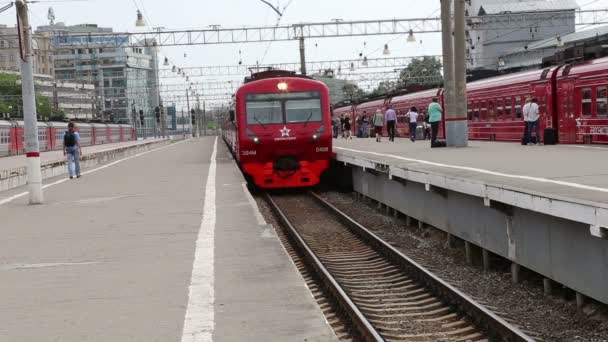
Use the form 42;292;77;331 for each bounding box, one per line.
308;191;535;342
265;193;384;342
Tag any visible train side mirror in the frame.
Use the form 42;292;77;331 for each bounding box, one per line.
229;110;235;122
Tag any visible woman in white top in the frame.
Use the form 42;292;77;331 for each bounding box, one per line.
407;106;419;142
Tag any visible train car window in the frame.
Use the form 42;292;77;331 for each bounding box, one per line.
582;88;592;116
467;101;473;121
505;98;512;119
488;100;495;120
286;98;322;123
514;96;522;119
540;69;550;79
474;101;481;121
562;65;572;76
496;99;503;119
246;100;283;125
597;86;607;116
480;101;487;121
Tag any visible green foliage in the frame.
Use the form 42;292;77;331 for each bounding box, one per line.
0;72;63;120
342;83;366;102
397;56;443;87
369;80;398;98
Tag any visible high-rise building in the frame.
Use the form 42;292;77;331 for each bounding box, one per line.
0;24;54;77
466;0;578;70
36;23;159;128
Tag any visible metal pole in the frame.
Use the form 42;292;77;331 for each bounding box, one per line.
450;0;469;147
16;0;43;204
160;102;166;138
181;108;185;137
299;36;306;75
186;90;195;137
441;0;456;146
202;100;206;136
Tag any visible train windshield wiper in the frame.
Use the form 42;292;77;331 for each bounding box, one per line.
303;112;314;127
253;115;266;129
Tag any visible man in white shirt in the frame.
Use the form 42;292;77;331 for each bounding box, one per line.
526;98;541;145
407;106;419;142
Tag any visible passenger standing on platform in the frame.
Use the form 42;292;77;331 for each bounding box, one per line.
361;114;370;138
427;98;443;145
385;105;397;142
332;115;340;138
372;109;384;142
407;106;419;142
343;115;352;140
522;97;532;144
340;115;346;138
63;122;82;179
423;114;431;140
526;98;542;145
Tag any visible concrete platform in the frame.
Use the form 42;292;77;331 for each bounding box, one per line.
0;137;336;341
333;138;608;304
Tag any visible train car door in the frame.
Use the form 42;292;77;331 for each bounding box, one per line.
558;81;576;143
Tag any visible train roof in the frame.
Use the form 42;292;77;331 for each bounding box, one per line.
559;56;608;78
391;88;441;102
333;106;353;113
0;120;12;127
467;68;557;92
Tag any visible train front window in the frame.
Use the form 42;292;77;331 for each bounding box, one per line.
246;91;322;125
246;101;283;125
286;99;322;123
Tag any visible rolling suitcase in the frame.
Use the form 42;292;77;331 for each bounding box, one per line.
544;128;557;145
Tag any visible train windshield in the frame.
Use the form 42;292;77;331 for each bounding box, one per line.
246;91;322;126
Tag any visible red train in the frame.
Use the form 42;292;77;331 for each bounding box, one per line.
0;120;136;157
223;70;333;188
336;57;608;144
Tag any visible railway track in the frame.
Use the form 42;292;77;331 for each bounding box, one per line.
266;192;535;342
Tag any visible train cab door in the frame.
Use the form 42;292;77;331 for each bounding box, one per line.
559;82;577;143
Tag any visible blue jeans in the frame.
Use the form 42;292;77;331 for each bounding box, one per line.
527;120;541;144
66;147;81;177
409;122;417;141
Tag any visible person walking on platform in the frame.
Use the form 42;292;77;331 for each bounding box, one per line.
332;115;340;138
63;122;82;179
525;98;542;145
522;97;532;144
361;114;370;138
407;106;419;142
385;105;397;142
372;109;384;142
343;115;352;140
428;98;443;145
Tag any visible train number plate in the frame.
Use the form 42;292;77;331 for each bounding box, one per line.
316;147;329;153
242;150;257;156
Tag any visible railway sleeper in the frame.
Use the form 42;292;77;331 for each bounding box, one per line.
359;301;444;314
358;297;437;309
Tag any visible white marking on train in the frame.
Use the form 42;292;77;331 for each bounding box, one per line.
181;137;217;342
335;146;608;194
0;140;183;206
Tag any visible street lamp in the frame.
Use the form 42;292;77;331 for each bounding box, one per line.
407;29;416;43
135;10;145;27
383;44;390;55
556;35;564;47
498;57;505;68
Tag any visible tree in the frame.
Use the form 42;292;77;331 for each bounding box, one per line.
0;72;63;120
369;80;398;98
398;56;443;88
342;83;366;102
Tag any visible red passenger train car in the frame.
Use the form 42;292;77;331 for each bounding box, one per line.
0;121;136;157
335;57;608;144
223;70;333;189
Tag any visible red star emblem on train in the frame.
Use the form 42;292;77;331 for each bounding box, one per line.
280;126;291;137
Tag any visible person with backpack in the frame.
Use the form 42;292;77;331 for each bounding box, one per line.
63;122;82;179
407;106;419;142
372;109;384;142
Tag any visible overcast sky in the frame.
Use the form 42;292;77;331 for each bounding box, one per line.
1;0;605;107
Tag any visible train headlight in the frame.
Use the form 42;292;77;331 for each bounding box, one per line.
312;133;319;141
277;82;288;91
253;137;260;144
